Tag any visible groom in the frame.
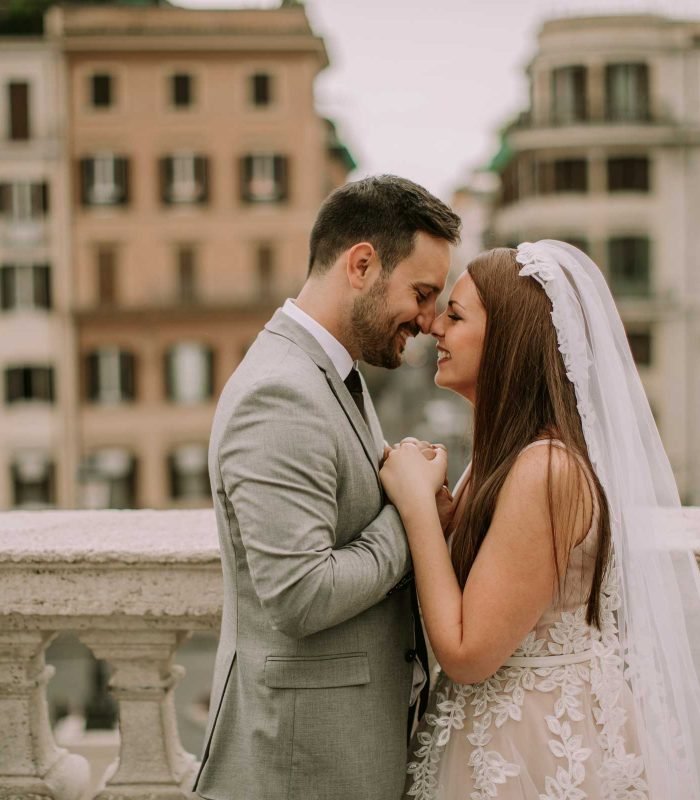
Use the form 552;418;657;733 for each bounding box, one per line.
193;175;461;800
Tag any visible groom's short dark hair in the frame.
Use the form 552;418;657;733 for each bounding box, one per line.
308;174;461;275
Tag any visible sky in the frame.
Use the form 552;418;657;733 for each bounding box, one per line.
174;0;700;200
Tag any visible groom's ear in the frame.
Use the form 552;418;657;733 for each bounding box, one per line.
346;242;379;291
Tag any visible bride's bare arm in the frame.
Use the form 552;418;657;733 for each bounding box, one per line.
381;443;591;685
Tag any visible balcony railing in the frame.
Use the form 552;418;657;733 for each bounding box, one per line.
0;509;221;800
1;507;699;799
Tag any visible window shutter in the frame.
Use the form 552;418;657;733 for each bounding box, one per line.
44;367;54;402
80;159;94;206
160;157;172;205
164;350;174;400
168;453;178;499
196;156;209;204
1;266;15;310
240;156;253;203
40;182;49;213
86;353;99;401
34;265;51;309
206;347;215;398
6;367;22;403
117;157;129;205
9;82;30;140
120;351;135;400
274;155;289;201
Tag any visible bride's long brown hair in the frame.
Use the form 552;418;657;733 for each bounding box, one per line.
451;248;611;628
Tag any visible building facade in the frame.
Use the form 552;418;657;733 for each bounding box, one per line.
0;35;76;509
0;2;353;511
488;14;700;503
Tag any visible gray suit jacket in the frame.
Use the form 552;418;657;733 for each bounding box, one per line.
193;310;416;800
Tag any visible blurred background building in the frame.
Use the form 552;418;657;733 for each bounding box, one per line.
487;14;700;504
0;19;76;510
0;0;355;511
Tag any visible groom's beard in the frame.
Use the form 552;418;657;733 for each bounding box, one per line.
352;278;419;369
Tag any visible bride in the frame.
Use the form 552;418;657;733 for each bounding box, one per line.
379;241;700;799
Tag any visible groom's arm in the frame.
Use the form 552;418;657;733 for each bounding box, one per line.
219;379;411;639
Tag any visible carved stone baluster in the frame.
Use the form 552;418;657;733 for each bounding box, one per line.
0;631;90;800
80;629;197;799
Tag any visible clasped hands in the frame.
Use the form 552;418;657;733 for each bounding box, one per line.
380;437;455;532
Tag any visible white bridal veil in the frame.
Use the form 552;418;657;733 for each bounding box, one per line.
515;240;700;797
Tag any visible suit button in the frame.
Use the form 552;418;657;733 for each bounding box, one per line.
405;648;417;663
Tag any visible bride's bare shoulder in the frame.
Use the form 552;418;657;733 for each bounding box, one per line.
501;440;595;548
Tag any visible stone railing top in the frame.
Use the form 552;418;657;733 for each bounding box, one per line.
0;509;218;565
1;507;699;565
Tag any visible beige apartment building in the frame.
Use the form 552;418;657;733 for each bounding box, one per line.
43;3;353;509
488;14;700;503
0;33;76;509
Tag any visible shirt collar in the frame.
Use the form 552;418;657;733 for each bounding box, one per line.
282;299;355;381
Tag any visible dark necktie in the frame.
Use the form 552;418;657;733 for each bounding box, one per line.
344;367;367;424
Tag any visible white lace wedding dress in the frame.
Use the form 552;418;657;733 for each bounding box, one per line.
404;440;648;800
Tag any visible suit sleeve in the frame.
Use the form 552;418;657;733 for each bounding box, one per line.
218;380;411;639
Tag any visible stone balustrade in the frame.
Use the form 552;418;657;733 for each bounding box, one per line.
1;507;699;800
0;510;221;800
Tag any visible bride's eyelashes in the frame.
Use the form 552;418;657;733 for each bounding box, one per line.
448;313;461;321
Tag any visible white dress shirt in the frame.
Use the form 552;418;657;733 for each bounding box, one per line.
282;298;354;380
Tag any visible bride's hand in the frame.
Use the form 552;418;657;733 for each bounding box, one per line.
436;484;456;533
379;441;448;513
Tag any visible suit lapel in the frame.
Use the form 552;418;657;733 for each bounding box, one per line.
265;310;380;478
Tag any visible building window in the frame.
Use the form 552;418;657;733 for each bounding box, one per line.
165;342;213;404
160;154;208;205
90;73;113;108
608;237;650;297
5;365;54;403
554;159;587;192
11;451;54;508
85;348;136;404
80;449;136;509
240;154;289;203
80;155;129;207
177;245;197;303
0;181;49;223
626;327;652;367
171;73;193;108
250;73;272;107
551;66;586;124
537;159;587;194
0;263;51;310
500;158;520;206
96;246;117;306
168;444;209;500
8;81;30;140
606;63;649;122
256;243;275;299
607;157;649;192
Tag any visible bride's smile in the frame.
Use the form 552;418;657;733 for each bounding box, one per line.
431;271;487;404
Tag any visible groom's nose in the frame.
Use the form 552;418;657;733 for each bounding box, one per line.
416;300;438;334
